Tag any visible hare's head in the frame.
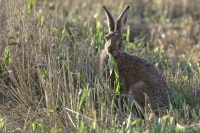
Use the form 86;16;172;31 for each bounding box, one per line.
103;6;130;55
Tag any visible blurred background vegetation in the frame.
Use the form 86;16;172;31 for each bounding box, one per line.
0;0;200;132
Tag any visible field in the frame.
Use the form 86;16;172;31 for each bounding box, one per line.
0;0;200;132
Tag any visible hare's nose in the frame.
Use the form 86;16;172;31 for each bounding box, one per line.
109;50;113;54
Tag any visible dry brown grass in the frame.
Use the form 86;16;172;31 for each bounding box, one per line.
0;0;200;132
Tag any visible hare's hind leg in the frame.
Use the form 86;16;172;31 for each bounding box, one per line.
128;81;147;118
127;92;144;118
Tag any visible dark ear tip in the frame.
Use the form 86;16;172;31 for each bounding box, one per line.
126;6;131;9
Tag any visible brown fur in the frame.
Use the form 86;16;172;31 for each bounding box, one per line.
100;6;174;112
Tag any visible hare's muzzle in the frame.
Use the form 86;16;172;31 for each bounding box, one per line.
106;40;115;54
108;50;113;54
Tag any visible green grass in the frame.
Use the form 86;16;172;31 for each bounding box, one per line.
0;0;200;132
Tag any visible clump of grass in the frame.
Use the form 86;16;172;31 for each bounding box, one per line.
0;117;7;133
0;0;199;132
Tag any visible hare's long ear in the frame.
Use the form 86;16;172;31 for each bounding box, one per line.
116;6;130;34
103;6;115;33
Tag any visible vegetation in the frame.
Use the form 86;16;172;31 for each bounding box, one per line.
0;0;200;132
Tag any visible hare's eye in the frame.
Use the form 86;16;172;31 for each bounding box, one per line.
104;36;108;41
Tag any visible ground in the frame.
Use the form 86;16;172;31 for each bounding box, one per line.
0;0;200;132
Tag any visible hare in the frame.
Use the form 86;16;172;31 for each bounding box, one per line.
100;5;174;115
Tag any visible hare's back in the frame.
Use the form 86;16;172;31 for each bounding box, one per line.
115;52;160;76
115;52;169;90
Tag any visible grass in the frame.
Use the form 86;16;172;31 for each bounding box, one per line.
0;0;200;132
